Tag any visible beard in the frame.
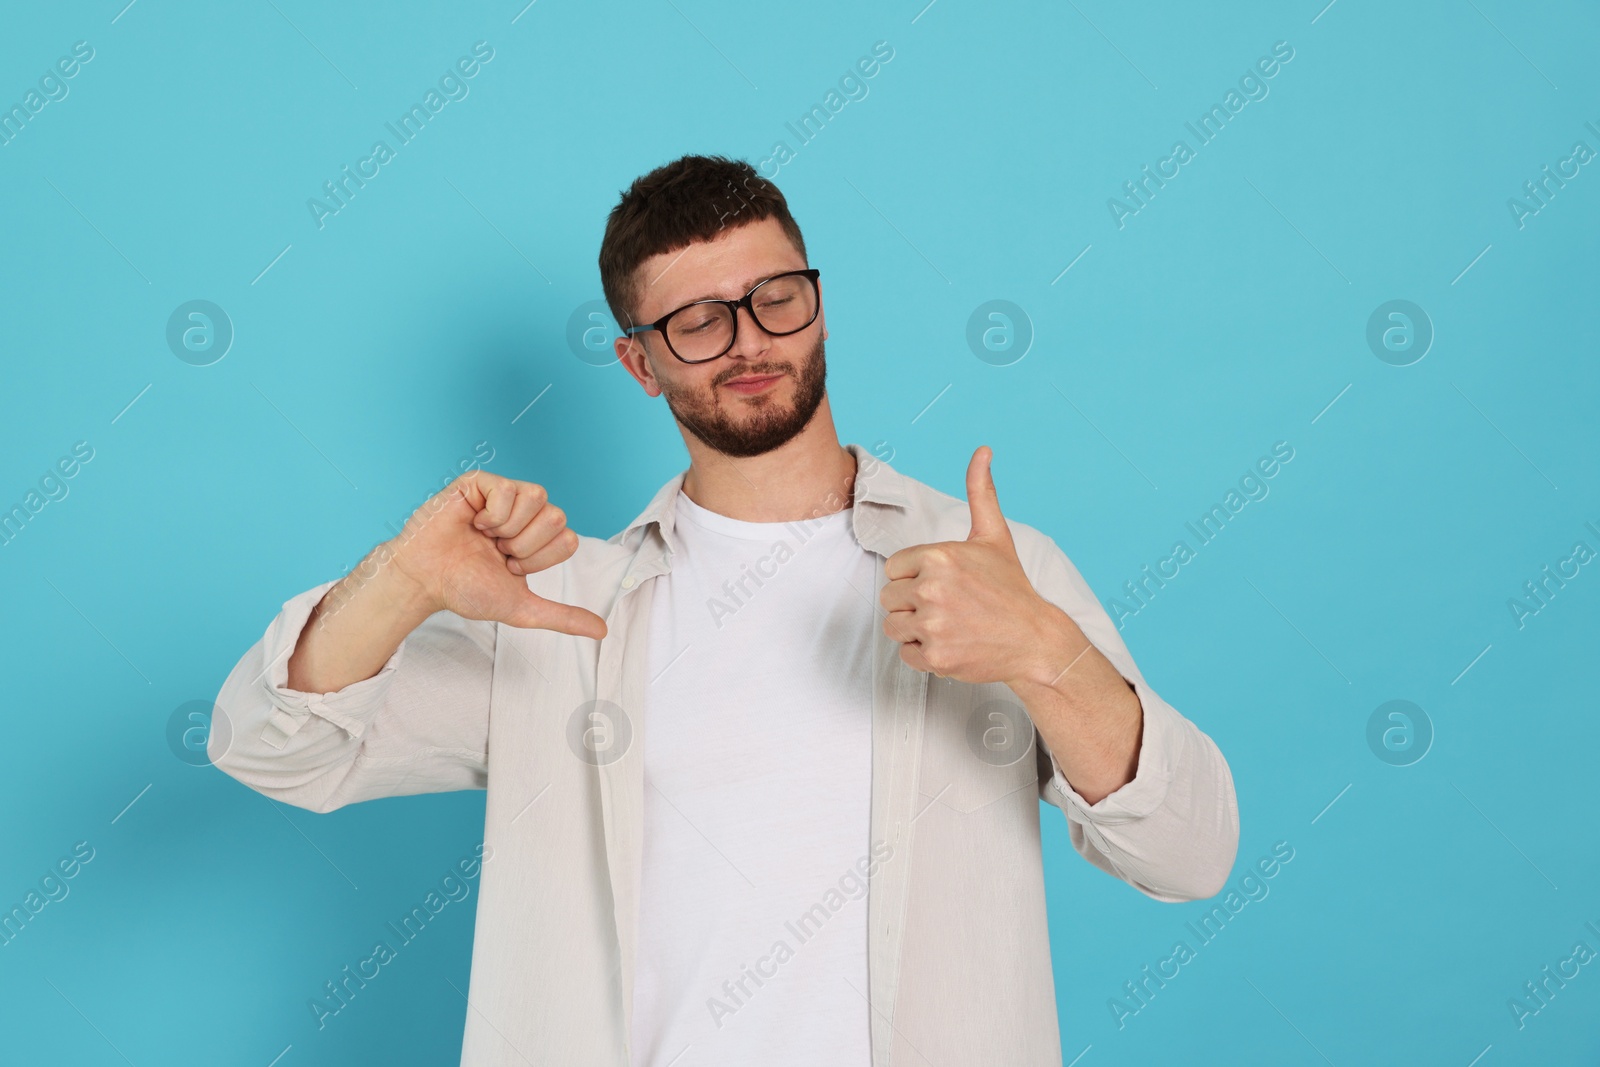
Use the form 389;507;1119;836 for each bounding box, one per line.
658;333;828;458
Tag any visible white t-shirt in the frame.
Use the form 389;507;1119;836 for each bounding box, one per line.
630;489;877;1067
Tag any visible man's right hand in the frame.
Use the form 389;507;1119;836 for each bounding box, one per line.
388;470;608;639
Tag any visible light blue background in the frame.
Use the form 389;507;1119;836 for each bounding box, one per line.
2;0;1596;1063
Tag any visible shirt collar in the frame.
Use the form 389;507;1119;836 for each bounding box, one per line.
611;441;912;559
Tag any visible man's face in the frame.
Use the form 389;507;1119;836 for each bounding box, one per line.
615;216;828;458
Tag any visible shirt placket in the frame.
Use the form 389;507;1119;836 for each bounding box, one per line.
596;535;671;1063
862;535;929;1066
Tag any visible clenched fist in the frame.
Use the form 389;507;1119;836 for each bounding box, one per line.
388;469;607;639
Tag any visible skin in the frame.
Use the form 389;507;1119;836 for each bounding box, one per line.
286;213;1141;805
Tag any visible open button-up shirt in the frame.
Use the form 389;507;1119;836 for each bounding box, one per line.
211;441;1239;1066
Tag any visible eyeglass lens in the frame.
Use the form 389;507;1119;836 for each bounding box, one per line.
666;274;817;361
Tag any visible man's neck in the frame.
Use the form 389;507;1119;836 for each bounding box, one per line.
678;400;857;523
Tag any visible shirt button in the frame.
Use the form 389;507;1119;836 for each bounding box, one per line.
621;575;636;589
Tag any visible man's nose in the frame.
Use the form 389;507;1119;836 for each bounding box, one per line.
725;304;773;359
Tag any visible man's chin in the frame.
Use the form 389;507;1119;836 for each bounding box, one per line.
677;400;816;457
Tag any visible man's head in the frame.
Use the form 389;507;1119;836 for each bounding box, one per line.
600;155;829;458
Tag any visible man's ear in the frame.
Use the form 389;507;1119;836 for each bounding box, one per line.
615;335;664;397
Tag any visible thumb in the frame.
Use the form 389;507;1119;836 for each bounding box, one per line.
510;591;609;640
965;445;1014;550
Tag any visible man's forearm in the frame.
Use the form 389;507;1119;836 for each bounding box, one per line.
1007;599;1143;806
286;539;438;695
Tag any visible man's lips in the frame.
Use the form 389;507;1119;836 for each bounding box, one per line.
721;373;784;395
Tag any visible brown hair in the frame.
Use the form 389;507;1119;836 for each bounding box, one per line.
598;154;808;332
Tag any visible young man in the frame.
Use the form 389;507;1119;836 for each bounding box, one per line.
212;154;1238;1066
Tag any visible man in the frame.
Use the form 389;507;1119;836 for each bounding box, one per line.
211;154;1238;1066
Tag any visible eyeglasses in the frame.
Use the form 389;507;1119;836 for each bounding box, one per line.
623;268;821;364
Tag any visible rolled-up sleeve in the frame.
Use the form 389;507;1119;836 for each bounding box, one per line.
1023;530;1239;902
209;577;495;813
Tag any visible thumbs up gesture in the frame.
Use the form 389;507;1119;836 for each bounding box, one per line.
880;446;1066;685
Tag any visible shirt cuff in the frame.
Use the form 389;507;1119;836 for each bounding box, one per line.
254;578;409;749
1042;676;1179;823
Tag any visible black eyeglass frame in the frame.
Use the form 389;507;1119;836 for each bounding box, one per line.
621;268;822;364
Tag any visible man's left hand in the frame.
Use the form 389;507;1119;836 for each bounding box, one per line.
880;446;1077;686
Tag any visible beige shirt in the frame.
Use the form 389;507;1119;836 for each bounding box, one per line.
211;441;1239;1066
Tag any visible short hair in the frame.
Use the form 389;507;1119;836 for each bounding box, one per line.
598;154;808;332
